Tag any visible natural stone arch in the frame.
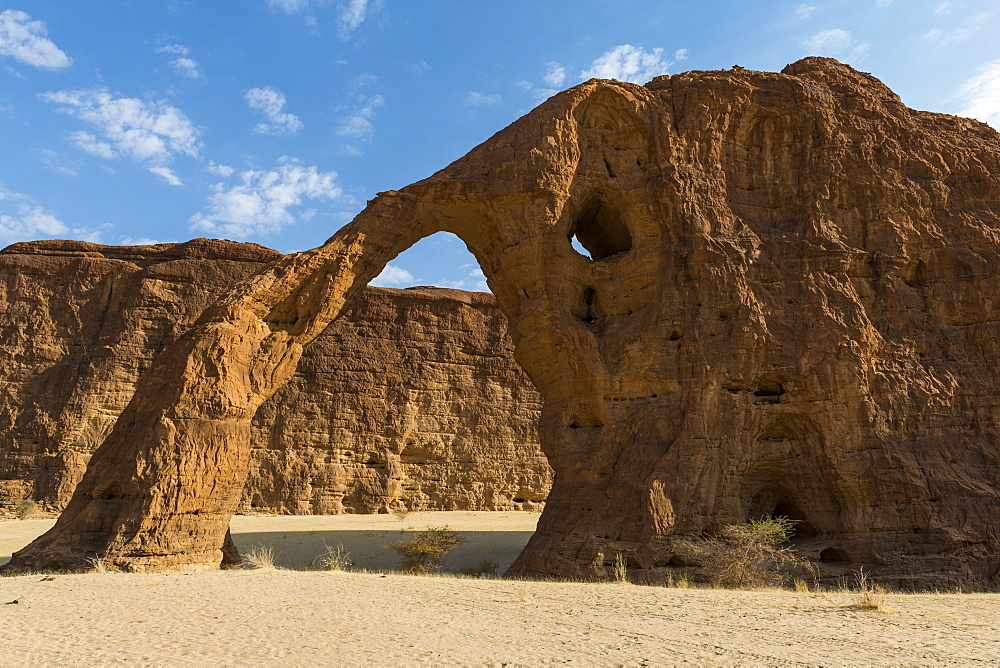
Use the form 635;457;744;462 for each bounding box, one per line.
6;79;663;574
7;58;1000;586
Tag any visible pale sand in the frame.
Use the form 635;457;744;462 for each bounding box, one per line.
1;513;999;666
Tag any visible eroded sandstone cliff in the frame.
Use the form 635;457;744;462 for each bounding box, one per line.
7;57;1000;587
0;239;548;514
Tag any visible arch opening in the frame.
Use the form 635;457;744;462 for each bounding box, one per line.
230;230;550;571
567;195;632;261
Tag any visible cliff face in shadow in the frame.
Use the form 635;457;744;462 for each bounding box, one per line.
0;239;549;514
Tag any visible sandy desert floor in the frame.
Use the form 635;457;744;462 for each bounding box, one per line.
3;512;1000;666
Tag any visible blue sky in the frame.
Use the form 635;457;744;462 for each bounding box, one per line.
1;1;998;291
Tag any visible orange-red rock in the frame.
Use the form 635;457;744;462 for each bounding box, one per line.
6;58;1000;587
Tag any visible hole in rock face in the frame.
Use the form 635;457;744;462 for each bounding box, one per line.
820;547;851;562
573;286;606;324
568;195;632;261
753;375;785;404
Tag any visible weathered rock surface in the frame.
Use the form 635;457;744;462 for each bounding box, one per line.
0;240;547;515
7;57;1000;587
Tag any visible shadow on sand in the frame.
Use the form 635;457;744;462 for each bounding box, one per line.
230;528;537;573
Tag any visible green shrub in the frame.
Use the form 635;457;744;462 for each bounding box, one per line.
388;526;464;574
15;498;37;520
672;516;815;589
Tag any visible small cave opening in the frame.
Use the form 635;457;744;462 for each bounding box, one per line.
753;375;785;404
568;195;632;261
820;547;851;563
771;501;819;540
572;286;606;324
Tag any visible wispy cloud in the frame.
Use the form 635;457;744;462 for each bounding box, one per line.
434;266;490;292
337;0;376;39
921;26;974;48
543;62;566;87
794;3;818;20
0;10;71;70
149;166;183;186
875;0;895;6
263;0;381;38
38;148;77;176
336;92;383;148
40;88;201;164
956;60;1000;129
369;263;415;288
801;28;870;63
190;157;343;238
0;185;103;243
464;91;502;107
156;43;202;79
580;44;672;83
245;86;303;135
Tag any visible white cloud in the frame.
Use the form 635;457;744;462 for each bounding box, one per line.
921;27;973;48
580;44;672;83
794;3;818;20
464;91;502;107
338;0;369;37
673;48;688;61
156;43;190;56
245;86;303;135
336;93;383;140
543;62;566;87
0;185;103;243
875;0;895;6
120;236;162;246
934;1;952;15
956;60;1000;129
190;157;343;238
206;161;235;177
264;0;381;37
429;266;490;292
801;28;869;63
41;88;201;164
149;166;183;186
0;10;71;70
169;57;202;79
369;263;415;288
515;80;558;103
38;148;77;176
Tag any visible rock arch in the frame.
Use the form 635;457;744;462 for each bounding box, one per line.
7;59;1000;585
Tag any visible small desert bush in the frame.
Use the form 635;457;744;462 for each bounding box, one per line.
316;543;353;571
387;526;464;574
459;559;499;577
391;504;410;523
15;498;37;520
672;516;814;589
243;543;276;570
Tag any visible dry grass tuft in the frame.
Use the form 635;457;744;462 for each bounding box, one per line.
612;552;630;584
853;567;893;612
243;544;276;570
316;543;352;571
85;554;112;573
459;560;500;577
794;578;810;593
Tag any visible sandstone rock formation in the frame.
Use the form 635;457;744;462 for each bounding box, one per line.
7;57;1000;587
0;240;547;515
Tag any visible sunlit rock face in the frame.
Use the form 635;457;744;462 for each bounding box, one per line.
6;57;1000;588
0;240;548;517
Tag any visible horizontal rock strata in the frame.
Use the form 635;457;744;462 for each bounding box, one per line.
0;239;549;515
